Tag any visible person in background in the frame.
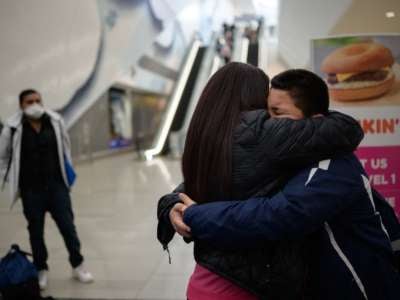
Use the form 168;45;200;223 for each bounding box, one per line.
0;89;93;290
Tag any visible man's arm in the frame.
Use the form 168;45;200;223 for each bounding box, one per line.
0;126;12;180
183;157;362;248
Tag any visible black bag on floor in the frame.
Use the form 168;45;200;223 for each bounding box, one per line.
0;244;54;300
0;277;41;300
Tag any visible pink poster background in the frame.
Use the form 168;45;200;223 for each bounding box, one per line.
310;34;400;220
356;146;400;218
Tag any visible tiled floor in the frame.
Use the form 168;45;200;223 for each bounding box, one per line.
0;153;194;300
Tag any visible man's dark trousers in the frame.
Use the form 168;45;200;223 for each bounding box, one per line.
21;180;83;271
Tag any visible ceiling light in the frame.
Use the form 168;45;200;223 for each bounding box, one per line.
385;11;395;18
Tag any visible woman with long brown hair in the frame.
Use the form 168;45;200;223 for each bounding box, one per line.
158;63;363;299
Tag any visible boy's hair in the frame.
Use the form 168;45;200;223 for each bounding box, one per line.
271;69;329;117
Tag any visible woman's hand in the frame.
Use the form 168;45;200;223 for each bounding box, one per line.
169;202;192;238
179;193;197;208
168;193;197;238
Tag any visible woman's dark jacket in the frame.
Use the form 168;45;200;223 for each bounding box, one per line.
157;110;364;299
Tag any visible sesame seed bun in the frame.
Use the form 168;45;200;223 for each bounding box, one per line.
321;43;394;74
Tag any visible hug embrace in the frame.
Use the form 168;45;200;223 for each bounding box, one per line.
157;63;400;300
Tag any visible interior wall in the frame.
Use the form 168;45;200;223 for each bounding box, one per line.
63;0;167;128
0;0;101;121
68;91;110;160
277;0;400;69
0;0;239;129
277;0;352;68
330;0;400;35
65;0;237;128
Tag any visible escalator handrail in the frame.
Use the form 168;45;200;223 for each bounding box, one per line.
180;32;220;135
241;37;250;63
143;37;202;160
232;25;250;63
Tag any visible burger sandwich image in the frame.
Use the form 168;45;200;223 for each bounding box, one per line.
321;42;395;101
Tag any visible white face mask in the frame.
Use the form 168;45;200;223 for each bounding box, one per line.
24;103;45;120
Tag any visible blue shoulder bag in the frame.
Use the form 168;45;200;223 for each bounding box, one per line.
64;155;77;187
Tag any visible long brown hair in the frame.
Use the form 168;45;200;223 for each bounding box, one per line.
182;62;269;203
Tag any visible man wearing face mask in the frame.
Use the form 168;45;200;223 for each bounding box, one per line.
0;89;93;290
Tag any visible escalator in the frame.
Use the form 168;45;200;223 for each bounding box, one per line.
168;33;223;157
143;22;263;160
169;47;206;133
68;35;215;162
247;40;259;66
65;20;263;162
143;37;206;160
232;21;262;66
247;21;262;66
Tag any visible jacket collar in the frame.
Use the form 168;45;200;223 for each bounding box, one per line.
6;108;60;128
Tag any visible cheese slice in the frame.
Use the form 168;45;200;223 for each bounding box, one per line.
336;72;356;82
336;67;390;82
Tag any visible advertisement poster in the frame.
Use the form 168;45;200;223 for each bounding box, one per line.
311;34;400;218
